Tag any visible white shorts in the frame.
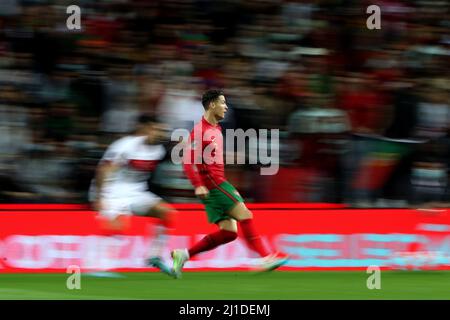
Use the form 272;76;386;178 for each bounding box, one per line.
100;191;162;220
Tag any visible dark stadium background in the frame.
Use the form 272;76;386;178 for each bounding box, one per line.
0;0;449;300
0;0;448;207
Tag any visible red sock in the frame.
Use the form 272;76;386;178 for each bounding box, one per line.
188;230;237;258
239;219;270;257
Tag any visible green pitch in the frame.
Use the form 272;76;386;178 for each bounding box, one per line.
0;271;449;300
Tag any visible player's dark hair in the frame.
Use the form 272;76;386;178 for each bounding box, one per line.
201;89;224;110
132;113;158;135
137;113;157;125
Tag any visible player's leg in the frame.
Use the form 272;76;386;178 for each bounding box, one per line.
227;203;270;257
225;190;289;271
188;218;238;258
86;199;130;278
99;213;131;233
204;181;272;258
130;196;176;276
171;187;240;278
146;201;177;275
171;219;238;278
97;215;129;276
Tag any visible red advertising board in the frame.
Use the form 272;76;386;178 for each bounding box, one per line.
0;205;449;272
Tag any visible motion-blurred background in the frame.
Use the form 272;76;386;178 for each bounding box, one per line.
0;0;448;206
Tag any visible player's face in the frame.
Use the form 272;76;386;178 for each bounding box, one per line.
145;122;168;144
212;95;228;120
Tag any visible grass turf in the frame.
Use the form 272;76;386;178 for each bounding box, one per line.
0;271;449;300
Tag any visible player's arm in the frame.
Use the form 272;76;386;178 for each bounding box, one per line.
93;160;120;210
182;133;209;199
93;140;127;210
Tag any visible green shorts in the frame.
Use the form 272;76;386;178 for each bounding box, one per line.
200;181;245;224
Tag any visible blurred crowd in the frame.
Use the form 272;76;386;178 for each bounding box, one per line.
0;0;448;206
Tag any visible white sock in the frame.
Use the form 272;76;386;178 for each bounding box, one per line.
148;224;168;258
100;236;121;270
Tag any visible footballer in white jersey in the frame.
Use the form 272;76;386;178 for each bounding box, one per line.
89;114;177;277
90;135;166;218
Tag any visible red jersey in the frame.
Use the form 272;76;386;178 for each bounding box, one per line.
183;117;226;190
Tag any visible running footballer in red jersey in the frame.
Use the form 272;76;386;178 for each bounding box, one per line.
171;90;288;278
